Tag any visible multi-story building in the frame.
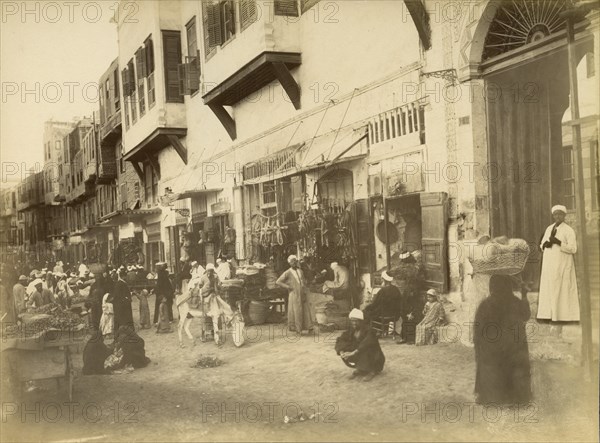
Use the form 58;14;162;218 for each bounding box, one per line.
0;186;18;255
16;169;48;263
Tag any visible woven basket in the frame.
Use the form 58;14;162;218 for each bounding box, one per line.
472;250;529;275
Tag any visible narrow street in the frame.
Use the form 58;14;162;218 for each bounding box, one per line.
2;295;597;443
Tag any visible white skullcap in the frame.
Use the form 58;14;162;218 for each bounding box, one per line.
206;263;215;271
287;255;298;263
216;258;222;264
330;262;338;268
32;278;43;286
427;288;438;297
191;261;198;267
551;205;567;214
348;308;364;320
381;271;393;282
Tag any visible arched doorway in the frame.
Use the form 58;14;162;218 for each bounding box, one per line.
472;1;595;285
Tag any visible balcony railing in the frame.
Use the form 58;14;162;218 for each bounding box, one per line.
367;101;426;147
100;111;122;143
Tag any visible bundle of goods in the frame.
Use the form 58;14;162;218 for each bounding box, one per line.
220;279;244;306
237;266;266;299
3;306;86;340
470;237;530;275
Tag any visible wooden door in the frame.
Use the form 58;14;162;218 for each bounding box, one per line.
485;54;569;285
420;192;448;292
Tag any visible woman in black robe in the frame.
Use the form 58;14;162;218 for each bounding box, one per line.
116;325;151;369
154;265;174;323
335;309;385;382
474;274;532;405
82;331;111;375
110;269;134;338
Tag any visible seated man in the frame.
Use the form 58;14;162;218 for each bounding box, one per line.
116;325;151;369
363;271;404;343
335;309;385;382
322;262;351;301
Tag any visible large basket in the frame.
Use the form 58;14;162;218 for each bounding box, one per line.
472;249;530;275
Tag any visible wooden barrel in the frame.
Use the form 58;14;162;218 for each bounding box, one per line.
248;301;270;325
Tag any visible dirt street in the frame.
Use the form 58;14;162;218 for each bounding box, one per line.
1;295;598;443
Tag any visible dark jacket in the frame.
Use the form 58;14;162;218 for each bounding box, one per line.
364;284;404;321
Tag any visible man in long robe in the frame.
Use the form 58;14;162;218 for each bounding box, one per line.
276;255;312;334
154;264;174;323
537;205;580;328
335;308;385;382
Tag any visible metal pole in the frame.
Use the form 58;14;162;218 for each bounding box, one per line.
565;16;594;379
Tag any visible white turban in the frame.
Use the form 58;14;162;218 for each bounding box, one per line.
381;271;393;282
287;255;298;263
348;308;364;320
551;205;567;214
206;263;215;271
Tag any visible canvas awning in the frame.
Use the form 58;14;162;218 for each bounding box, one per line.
298;125;368;173
98;208;161;226
159;188;223;206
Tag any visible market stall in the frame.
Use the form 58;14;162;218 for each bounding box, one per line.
1;306;88;401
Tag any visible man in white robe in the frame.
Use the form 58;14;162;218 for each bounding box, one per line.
537;205;580;323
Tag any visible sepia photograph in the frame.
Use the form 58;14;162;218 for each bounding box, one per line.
0;0;599;442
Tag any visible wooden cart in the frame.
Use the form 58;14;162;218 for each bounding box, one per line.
2;327;86;401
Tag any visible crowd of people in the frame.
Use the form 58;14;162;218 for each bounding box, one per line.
0;205;579;406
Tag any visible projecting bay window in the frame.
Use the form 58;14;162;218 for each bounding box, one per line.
179;17;200;96
163;30;184;103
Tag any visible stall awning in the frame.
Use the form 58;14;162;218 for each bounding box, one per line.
98;208;161;226
298;126;368;173
160;188;223;206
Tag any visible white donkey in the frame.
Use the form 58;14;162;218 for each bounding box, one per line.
176;284;245;348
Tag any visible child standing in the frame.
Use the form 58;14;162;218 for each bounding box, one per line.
135;289;151;329
156;295;172;334
99;292;114;339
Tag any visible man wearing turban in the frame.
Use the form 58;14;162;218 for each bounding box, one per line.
537;205;580;330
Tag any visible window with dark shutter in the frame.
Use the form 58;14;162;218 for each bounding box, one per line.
274;0;298;17
162;30;184;103
145;35;155;74
202;1;218;59
240;0;257;31
121;68;130;97
185;17;200;95
207;2;223;48
113;69;120;111
221;0;236;42
135;47;146;79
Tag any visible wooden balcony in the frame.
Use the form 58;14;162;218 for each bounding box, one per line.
100;111;122;145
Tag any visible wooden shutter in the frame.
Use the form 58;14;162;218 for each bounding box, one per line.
420;192;448;292
178;63;188;96
145;36;155;74
240;0;257;30
274;0;298;16
135;47;146;79
162;30;183;103
207;2;223;47
121;68;130;97
355;199;372;274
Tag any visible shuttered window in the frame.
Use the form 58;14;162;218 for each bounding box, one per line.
183;17;200;96
240;0;257;31
274;0;298;17
204;1;235;50
162;30;184;103
145;35;155;107
135;46;146;116
202;1;217;59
